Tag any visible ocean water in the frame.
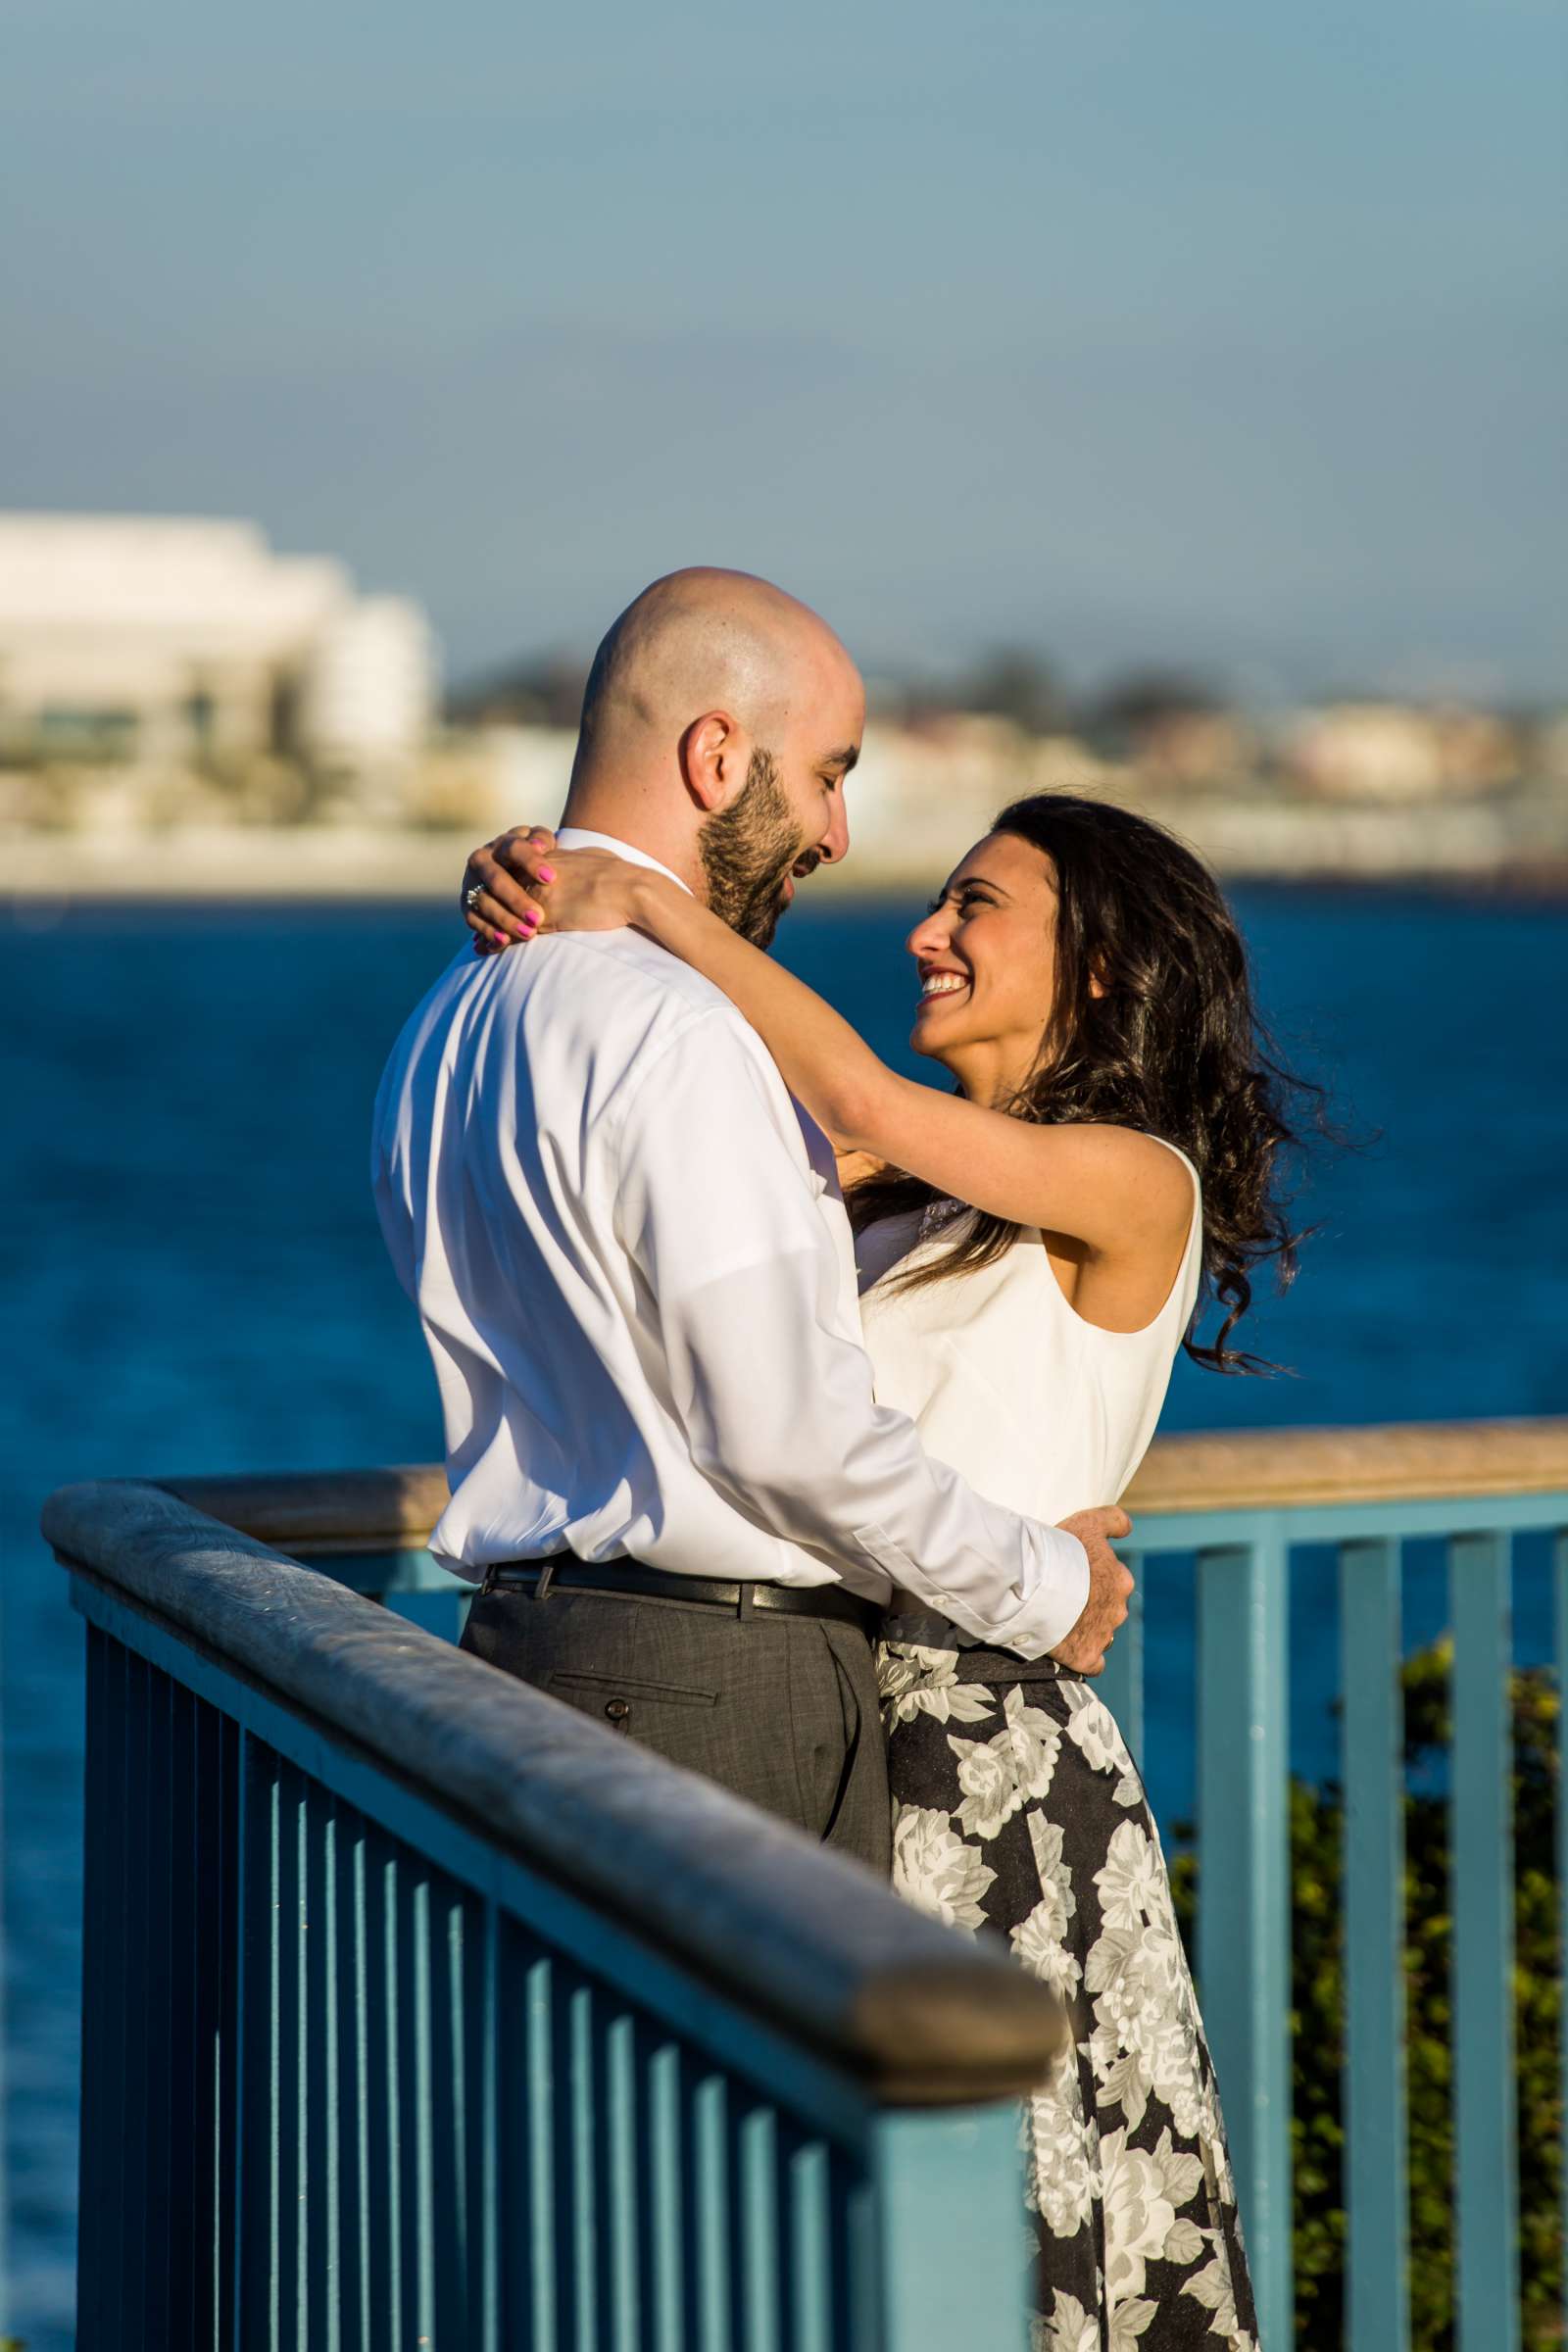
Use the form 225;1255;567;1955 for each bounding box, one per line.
3;887;1565;2344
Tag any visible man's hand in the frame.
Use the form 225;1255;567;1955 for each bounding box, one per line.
1050;1506;1134;1678
833;1148;886;1190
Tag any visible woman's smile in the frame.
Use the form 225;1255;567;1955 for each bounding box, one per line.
917;965;970;1005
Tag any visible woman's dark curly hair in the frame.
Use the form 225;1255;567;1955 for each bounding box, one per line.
846;792;1318;1373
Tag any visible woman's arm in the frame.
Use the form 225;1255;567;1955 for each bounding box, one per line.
622;871;1188;1253
467;829;1192;1259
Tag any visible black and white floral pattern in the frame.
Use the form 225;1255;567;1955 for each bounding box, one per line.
878;1643;1260;2352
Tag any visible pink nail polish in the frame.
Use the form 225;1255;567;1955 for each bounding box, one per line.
537;866;556;884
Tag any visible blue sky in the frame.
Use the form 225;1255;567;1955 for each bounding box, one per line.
3;0;1563;697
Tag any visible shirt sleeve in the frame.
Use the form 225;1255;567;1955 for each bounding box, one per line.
611;1008;1091;1659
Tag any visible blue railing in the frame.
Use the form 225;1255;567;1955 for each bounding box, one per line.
44;1423;1567;2347
43;1475;1067;2352
1105;1418;1568;2352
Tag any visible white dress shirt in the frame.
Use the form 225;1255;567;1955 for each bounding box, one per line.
370;827;1090;1658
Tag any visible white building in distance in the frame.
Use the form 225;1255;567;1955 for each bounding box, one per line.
0;513;437;771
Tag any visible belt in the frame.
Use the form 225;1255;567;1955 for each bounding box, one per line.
478;1554;880;1637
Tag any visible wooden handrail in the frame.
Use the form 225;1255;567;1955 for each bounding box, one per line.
1125;1417;1568;1512
44;1478;1066;2106
159;1419;1568;1555
160;1464;451;1555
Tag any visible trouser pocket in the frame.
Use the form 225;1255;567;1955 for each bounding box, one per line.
542;1665;720;1737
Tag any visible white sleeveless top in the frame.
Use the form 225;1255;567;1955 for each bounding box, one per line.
858;1140;1202;1579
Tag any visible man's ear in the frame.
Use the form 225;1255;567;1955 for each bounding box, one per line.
680;710;748;811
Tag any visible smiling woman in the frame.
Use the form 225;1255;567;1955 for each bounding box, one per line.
847;792;1316;1371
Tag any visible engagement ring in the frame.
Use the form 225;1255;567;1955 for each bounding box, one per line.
463;879;484;911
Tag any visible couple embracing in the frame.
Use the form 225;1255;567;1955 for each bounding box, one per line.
373;568;1287;2350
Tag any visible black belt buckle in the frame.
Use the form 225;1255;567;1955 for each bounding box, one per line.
479;1555;562;1600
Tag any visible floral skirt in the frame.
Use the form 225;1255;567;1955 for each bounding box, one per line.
877;1642;1260;2352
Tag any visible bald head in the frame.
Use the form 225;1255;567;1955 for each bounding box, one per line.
563;568;864;926
577;568;856;762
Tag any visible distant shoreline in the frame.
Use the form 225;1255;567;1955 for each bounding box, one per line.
5;821;1568;907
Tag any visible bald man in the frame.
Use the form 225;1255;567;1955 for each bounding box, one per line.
373;569;1121;1871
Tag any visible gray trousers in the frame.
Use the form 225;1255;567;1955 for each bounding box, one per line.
459;1581;893;1876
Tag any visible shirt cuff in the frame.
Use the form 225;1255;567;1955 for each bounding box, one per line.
974;1526;1091;1662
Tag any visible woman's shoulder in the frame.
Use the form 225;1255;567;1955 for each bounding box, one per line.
1061;1119;1196;1177
1135;1130;1201;1212
1026;1120;1199;1242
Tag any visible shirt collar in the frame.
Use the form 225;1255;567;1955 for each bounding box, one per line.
555;827;693;897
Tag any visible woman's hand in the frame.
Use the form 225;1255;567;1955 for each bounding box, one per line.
461;825;650;953
462;826;558;951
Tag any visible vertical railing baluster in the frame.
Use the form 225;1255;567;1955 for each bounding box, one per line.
76;1627;100;2344
839;2149;881;2352
1340;1537;1410;2352
256;1740;287;2349
113;1642;138;2342
1556;1530;1568;2352
337;1805;372;2352
872;2108;1034;2348
272;1761;306;2347
215;1714;240;2350
147;1668;176;2348
401;1860;436;2349
462;1886;493;2345
164;1679;198;2352
122;1650;152;2347
1099;1545;1146;1760
304;1788;339;2352
568;1978;600;2350
513;1945;557;2345
323;1798;343;2352
426;1877;466;2338
1449;1531;1520;2350
365;1829;401;2346
186;1691;217;2347
228;1728;250;2352
737;2100;781;2352
786;2135;832;2352
475;1898;501;2352
270;1748;288;2352
75;1626;110;2349
692;2071;731;2352
604;2009;640;2349
644;2036;683;2352
1197;1523;1292;2351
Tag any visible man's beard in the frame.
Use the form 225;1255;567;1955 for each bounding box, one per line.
698;747;818;948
